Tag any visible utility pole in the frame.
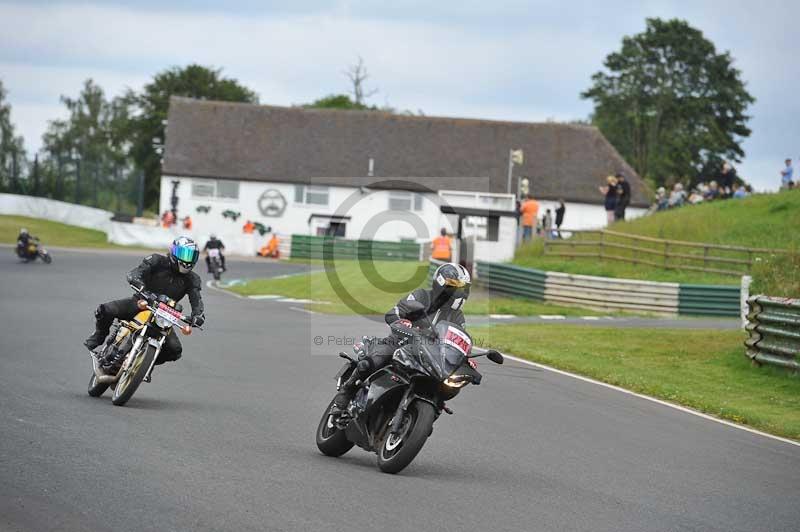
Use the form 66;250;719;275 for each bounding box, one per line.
136;170;145;217
507;149;524;194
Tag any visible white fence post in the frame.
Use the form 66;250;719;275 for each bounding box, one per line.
741;275;752;330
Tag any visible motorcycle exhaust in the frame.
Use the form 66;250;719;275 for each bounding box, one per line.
90;353;123;384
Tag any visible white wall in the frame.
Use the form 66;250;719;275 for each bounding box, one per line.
533;200;647;230
0;193;113;233
159;176;459;253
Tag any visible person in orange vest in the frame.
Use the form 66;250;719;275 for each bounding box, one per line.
182;216;193;230
243;220;255;234
519;194;540;242
161;210;175;228
258;234;280;258
430;228;452;261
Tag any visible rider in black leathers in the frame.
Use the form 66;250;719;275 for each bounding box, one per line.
16;228;35;258
333;262;472;411
84;237;205;367
203;235;226;272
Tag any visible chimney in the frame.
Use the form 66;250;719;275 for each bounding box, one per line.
368;158;374;177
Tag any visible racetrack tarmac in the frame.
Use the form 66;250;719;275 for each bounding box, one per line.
1;249;798;532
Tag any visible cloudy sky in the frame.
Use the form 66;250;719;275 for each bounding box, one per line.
1;0;797;190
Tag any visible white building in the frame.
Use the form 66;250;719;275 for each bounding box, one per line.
160;97;650;261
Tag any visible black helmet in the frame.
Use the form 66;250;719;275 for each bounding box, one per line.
431;262;471;311
169;236;200;274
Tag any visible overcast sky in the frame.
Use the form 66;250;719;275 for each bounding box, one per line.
1;0;797;191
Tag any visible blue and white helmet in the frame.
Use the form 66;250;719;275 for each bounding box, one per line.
169;236;200;274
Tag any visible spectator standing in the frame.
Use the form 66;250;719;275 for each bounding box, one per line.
655;187;668;211
182;216;193;230
430;228;452;261
598;175;617;225
543;209;554;239
555;200;566;237
519;194;540;242
720;162;736;197
614;172;631;221
243;220;255;234
781;159;794;189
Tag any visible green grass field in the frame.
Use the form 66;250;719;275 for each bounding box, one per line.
476;324;800;440
515;190;800;295
229;259;607;317
0;215;153;250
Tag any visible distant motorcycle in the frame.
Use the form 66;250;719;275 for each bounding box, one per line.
316;300;504;474
207;248;223;281
87;284;200;406
17;238;52;264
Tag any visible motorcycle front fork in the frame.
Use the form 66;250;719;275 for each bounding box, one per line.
143;333;165;383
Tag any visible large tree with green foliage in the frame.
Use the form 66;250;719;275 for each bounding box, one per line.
124;64;259;208
0;80;27;192
582;18;754;187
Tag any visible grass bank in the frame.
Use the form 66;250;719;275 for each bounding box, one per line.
229;259;607;317
515;190;800;295
477;324;800;440
0;215;153;250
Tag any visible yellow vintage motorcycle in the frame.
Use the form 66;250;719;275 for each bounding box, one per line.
87;285;199;406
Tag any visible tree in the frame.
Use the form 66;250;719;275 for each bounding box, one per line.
582;18;754;187
344;56;378;106
304;94;376;111
0;80;27;192
125;65;259;208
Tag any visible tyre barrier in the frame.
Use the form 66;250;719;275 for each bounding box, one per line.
745;296;800;370
472;260;742;317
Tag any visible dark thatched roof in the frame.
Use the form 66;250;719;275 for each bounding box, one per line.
163;97;649;207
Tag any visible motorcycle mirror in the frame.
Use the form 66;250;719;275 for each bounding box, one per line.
486;350;504;365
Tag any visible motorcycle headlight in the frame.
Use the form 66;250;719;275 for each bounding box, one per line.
155;315;171;328
443;375;471;388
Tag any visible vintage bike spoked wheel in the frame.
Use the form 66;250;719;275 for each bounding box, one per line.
111;343;156;406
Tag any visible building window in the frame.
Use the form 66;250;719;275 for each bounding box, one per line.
294;185;329;205
389;191;423;211
191;179;239;200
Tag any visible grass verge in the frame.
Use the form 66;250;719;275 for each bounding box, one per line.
514;190;800;294
0;215;152;250
228;259;608;317
476;323;800;440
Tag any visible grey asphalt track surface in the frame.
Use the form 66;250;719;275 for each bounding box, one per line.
1;249;798;532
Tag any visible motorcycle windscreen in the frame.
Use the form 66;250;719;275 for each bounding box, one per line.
431;321;472;379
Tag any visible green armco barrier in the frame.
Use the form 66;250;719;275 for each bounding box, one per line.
745;296;800;370
290;235;420;261
678;284;741;317
475;261;546;301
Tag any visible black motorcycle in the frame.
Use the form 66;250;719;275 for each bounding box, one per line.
315;301;504;474
17;238;52;264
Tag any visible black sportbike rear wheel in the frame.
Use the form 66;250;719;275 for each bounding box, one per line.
376;401;435;474
111;343;156;406
316;398;354;457
87;373;109;397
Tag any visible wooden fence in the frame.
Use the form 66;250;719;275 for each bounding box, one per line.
543;229;787;277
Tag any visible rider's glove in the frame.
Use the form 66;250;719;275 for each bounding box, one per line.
191;314;205;327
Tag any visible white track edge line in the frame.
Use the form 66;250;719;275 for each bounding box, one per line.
501;352;800;448
289;306;316;315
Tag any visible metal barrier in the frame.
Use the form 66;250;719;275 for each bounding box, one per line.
745;296;800;370
290;235;420;261
473;260;742;317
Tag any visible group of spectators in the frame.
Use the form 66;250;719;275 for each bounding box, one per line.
519;196;566;241
597;172;631;224
652;162;748;212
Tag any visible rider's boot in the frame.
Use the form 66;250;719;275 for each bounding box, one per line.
84;330;106;351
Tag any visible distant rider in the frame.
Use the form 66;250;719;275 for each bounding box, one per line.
333;262;472;413
84;236;206;371
16;228;35;258
203;234;226;272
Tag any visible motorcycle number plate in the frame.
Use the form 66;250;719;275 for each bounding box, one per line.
444;326;472;356
208;248;220;258
155;303;183;327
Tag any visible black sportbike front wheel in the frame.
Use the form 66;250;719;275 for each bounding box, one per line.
376;401;436;474
316;398;354;457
